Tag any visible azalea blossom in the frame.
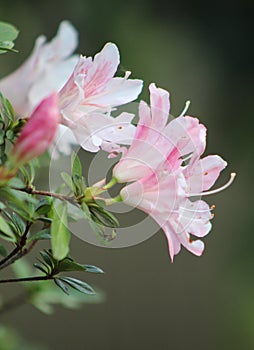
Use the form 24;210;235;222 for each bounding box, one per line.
0;22;143;156
59;42;143;118
0;21;78;116
58;42;143;152
113;83;206;182
112;83;234;260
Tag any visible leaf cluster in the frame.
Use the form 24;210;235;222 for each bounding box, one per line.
0;21;19;54
34;249;103;295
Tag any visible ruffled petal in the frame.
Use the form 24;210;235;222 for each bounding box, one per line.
186;155;227;193
149;83;170;130
178;199;212;237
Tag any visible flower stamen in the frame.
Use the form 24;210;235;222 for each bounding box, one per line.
188;172;236;197
179;100;191;117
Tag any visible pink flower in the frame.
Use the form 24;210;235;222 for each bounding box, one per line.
113;83;234;261
59;43;143;119
0;21;78;116
57;42;143;153
120;161;233;261
68;111;136;153
113;83;206;182
9;93;60;167
120;169;207;260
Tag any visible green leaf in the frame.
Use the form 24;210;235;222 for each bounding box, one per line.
59;277;95;295
71;153;86;196
83;265;104;274
0;130;5;145
0;188;37;217
51;202;71;260
40;250;54;268
89;206;119;228
61;172;75;192
0;201;6;210
5;129;14;141
81;201;104;235
0;22;19;41
54;278;69;295
11;212;25;235
0;214;16;241
57;257;86;272
29;228;51;242
71;153;82;178
6;201;32;221
0;40;17;53
0;243;7;257
8;177;25;189
33;263;48;275
0;21;19;54
11;257;104;314
35;203;51;215
56;257;103;274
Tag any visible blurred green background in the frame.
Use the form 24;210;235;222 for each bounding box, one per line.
0;0;252;349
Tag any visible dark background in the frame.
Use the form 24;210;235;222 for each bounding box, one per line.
1;1;253;349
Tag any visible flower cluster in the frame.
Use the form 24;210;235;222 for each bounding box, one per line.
0;20;235;262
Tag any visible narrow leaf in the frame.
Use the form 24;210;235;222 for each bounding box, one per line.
71;153;82;178
61;172;75;192
51;202;71;260
0;243;7;257
60;277;95;295
84;265;104;274
0;214;16;241
54;278;69;295
29;228;51;242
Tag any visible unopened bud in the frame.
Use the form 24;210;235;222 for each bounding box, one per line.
9;93;60;168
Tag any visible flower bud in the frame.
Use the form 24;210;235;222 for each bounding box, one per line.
9;93;60;167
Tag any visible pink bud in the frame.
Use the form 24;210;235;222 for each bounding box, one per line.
10;93;60;167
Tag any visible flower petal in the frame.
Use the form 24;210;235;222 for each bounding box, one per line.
186;155;228;193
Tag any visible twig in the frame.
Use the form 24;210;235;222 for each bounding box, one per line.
16;187;75;202
0;275;53;284
0;240;37;271
0;222;34;271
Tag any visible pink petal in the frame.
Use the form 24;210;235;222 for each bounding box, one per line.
149;83;170;130
178;199;212;237
84;43;120;97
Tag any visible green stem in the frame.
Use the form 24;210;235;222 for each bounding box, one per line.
14;187;75;202
0;240;37;271
102;177;118;190
0;222;34;271
104;194;123;206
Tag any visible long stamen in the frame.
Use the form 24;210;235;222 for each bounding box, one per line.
181;153;193;162
188;172;236;197
179;100;191;117
179;206;213;213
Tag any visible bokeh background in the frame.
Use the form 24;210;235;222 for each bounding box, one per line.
0;0;253;349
